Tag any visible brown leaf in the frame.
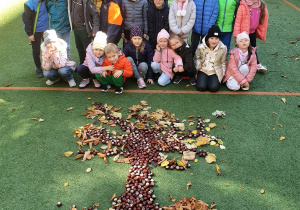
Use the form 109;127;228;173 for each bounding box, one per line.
4;83;13;87
169;195;173;200
183;151;196;161
222;124;226;130
112;107;122;112
279;136;285;141
32;118;44;122
239;186;245;189
260;189;265;194
278;124;283;127
186;182;192;190
75;154;84;160
290;41;296;44
113;154;120;162
82;150;91;162
110;193;116;201
185;84;191;87
187;115;195;118
107;140;112;151
104;156;108;163
216;164;220;176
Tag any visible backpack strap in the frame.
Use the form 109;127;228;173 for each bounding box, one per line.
33;1;41;35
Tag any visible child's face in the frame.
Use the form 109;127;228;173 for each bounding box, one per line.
93;49;104;58
158;38;168;49
106;52;119;64
46;41;55;49
237;38;250;50
154;0;164;8
169;39;183;50
208;37;220;49
131;36;143;48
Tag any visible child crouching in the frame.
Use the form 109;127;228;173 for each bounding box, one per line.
95;43;133;94
41;29;76;87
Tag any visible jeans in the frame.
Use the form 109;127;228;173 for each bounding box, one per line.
74;29;92;64
76;64;96;79
31;32;44;69
57;31;71;59
43;66;74;82
249;32;260;64
127;57;148;79
151;62;171;86
191;31;203;58
221;32;233;55
196;71;220;92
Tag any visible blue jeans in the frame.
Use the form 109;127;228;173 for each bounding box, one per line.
57;31;71;59
221;32;232;55
151;62;171;86
43;66;74;82
127;57;148;79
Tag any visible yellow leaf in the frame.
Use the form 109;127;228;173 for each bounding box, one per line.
210;141;216;146
140;100;148;106
67;107;73;111
194;159;198;162
64;151;73;157
205;153;216;163
205;127;210;132
97;153;106;158
161;160;169;167
260;189;265;194
86;168;92;173
187;139;195;144
63;183;69;187
281;98;286;103
187;115;195;118
177;160;186;168
186;182;192;190
216;164;220;176
279;136;285;141
209;123;217;128
192;130;197;135
110;193;116;201
112;107;122;112
203;119;210;123
87;97;92;100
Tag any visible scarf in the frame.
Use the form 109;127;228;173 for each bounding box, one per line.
238;48;248;63
244;0;261;9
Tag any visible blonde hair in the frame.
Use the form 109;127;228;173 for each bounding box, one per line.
104;43;119;55
169;33;184;44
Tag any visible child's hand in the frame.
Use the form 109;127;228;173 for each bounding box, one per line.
103;65;115;72
156;45;161;52
178;66;184;72
28;35;35;42
113;70;123;78
102;71;107;77
179;31;184;36
147;79;154;84
173;67;179;72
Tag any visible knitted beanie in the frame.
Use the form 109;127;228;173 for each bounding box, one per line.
205;25;221;43
130;25;143;38
236;31;250;43
157;29;170;43
43;29;58;45
93;31;107;50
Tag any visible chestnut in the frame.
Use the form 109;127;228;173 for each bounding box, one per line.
56;202;62;207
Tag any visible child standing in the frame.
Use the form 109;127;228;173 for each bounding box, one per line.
122;0;148;44
233;0;268;72
151;29;183;86
77;31;111;89
123;26;154;88
68;0;100;64
22;0;49;78
41;30;76;87
169;0;196;43
216;0;240;54
191;0;219;57
95;43;133;94
169;34;196;85
194;25;227;92
223;31;257;90
147;0;169;49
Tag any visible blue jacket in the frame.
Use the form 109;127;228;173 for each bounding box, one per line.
46;0;71;34
22;0;49;36
192;0;219;36
123;40;154;79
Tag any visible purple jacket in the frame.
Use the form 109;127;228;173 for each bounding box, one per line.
83;43;105;74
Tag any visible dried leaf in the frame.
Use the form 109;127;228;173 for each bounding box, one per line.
110;193;116;201
186;182;192;190
210;141;216;146
222;124;226;130
187;115;195;118
183;151;196;161
173;123;185;131
4;83;13;87
216;164;220;176
279;136;285;141
104;156;108;163
111;111;122;119
281;98;286;103
140;100;148;106
63;183;69;187
64;151;73;157
205;127;210;132
203;119;210;123
278;124;283;127
169;195;173;200
86;168;92;173
101;145;108;150
260;189;265;194
240;186;245;189
113;154;120;162
107;141;112;150
112;107;122;112
209;123;217;128
75;154;84;159
161;160;169;167
205;153;216;163
177;160;186;169
32;118;44;122
185;84;191;87
97;153;106;158
67;107;73;111
82;150;91;162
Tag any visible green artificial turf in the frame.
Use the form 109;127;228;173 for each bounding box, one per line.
0;0;300;209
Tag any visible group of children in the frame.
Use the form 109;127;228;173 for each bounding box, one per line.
23;0;269;93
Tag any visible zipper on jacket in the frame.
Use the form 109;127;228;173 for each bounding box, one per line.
221;0;228;32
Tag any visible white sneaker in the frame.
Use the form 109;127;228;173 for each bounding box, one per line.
79;78;90;89
257;64;267;72
45;79;59;85
92;79;101;88
68;78;76;87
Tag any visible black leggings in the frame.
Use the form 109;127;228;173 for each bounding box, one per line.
196;71;220;92
31;32;44;69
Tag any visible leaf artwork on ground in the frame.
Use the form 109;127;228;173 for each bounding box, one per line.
72;102;225;209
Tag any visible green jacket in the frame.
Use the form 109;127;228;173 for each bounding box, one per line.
216;0;239;32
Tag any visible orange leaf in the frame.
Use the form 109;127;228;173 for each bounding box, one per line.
107;140;112;150
113;107;122;112
75;154;84;160
97;153;106;158
216;164;220;176
186;182;192;190
110;193;116;201
260;189;265;194
279;136;285;141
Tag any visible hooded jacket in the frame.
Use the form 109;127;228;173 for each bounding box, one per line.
216;0;239;33
147;2;169;48
223;47;257;84
194;36;227;82
22;0;49;36
169;0;196;39
83;43;105;74
174;42;196;75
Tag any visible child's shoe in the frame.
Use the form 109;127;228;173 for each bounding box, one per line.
68;78;76;87
101;84;111;92
36;68;44;78
173;76;182;84
46;78;59;85
92;79;101;88
189;77;196;86
79;78;90;89
137;78;146;89
257;64;267;72
115;87;123;94
241;85;249;91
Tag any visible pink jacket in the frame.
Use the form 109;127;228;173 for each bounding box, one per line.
233;0;268;42
153;47;183;79
223;47;257;84
83;43;105;74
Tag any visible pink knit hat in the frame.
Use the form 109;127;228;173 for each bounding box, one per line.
157;29;170;43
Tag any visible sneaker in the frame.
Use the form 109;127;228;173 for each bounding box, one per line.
79;78;90;89
92;79;101;88
36;68;44;78
45;78;59;85
68;78;76;87
189;77;196;86
101;84;111;92
241;86;249;91
257;64;267;72
137;78;146;89
173;76;182;84
115;87;123;94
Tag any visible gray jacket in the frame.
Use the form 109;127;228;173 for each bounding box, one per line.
122;0;148;33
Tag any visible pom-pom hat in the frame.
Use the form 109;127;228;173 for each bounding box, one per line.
236;31;250;43
93;31;107;50
43;29;58;45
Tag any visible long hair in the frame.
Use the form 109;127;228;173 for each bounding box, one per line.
259;1;266;25
235;45;253;62
137;41;145;54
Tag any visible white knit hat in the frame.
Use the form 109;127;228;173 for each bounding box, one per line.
236;31;250;43
93;31;107;50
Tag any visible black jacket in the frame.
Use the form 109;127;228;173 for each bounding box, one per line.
174;42;196;76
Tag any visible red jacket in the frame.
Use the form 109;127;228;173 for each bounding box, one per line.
102;51;133;81
233;0;268;42
223;47;257;84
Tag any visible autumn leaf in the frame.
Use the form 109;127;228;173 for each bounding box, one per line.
216;164;220;176
278;124;283;127
203;119;210;123
97;153;106;158
75;154;84;159
112;107;122;112
63;183;69;187
220;145;226;150
107;140;112;150
187;115;195;118
113;154;120;162
87;97;92;100
4;83;13;87
279;136;285;141
177;160;186;169
67;107;73;111
32;118;44;122
186;182;192;190
86;168;92;173
169;195;173;200
222;124;226;130
185;84;191;87
161;160;169;167
209;123;217;128
205;153;216;163
111;111;122;119
64;151;73;157
82;150;91;162
110;193;116;201
281;98;286;103
205;127;211;132
210;141;216;146
183;151;196;161
140;100;148;106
